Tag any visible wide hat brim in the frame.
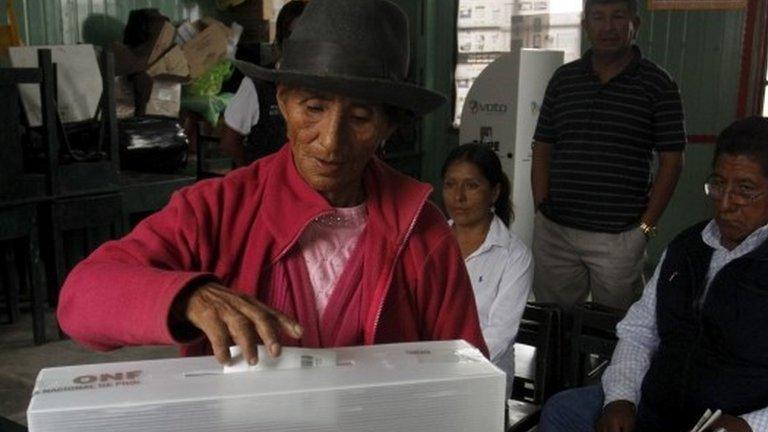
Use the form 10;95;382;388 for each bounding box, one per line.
234;59;447;116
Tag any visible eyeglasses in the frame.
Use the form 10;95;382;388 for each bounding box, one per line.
704;179;767;205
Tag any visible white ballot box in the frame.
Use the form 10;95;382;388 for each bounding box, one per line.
28;340;505;432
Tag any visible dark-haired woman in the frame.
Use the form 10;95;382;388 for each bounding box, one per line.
442;143;533;392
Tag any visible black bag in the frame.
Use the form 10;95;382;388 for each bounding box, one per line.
119;116;188;173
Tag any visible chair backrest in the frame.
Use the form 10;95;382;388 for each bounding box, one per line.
568;302;625;387
511;302;562;405
0;49;56;197
47;48;121;197
195;121;232;180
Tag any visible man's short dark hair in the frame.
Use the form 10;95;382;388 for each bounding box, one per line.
584;0;638;16
715;116;768;178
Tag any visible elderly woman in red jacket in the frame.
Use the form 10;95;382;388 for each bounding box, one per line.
58;0;488;365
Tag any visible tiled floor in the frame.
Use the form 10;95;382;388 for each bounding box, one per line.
0;312;176;425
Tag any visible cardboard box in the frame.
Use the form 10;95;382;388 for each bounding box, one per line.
112;42;146;77
27;340;505;432
144;78;182;118
117;73;182;119
113;21;176;77
181;18;232;79
146;45;190;79
147;21;176;66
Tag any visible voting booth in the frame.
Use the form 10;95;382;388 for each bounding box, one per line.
459;45;563;247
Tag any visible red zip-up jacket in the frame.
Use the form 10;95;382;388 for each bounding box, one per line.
58;145;489;357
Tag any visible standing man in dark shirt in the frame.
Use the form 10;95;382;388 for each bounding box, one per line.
531;0;686;311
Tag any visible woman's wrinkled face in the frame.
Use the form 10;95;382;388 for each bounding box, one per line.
277;85;395;207
442;160;499;228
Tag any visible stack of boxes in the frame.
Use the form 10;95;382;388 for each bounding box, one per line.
114;12;236;119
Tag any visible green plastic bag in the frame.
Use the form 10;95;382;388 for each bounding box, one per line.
184;60;233;97
181;92;234;126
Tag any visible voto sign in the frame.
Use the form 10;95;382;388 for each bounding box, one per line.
468;99;508;115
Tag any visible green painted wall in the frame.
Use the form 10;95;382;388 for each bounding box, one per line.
636;7;744;135
635;6;745;262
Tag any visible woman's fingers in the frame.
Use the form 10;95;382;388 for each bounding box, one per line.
239;305;282;358
243;296;304;340
197;314;234;365
223;312;262;365
183;282;302;365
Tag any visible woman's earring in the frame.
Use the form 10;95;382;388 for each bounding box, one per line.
490;205;496;214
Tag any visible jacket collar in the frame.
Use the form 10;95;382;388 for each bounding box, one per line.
581;45;643;78
448;215;509;260
702;219;768;261
467;215;508;260
260;144;433;261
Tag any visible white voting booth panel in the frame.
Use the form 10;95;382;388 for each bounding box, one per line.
28;340;505;432
459;47;563;248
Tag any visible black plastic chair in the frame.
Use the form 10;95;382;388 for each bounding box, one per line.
195;121;233;180
45;49;121;198
0;49;56;344
568;302;625;388
507;302;562;432
0;50;55;200
47;193;125;296
0;415;27;432
40;50;125;313
0;203;47;344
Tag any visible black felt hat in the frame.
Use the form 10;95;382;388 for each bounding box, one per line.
234;0;447;116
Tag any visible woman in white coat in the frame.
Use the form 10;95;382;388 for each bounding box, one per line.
442;143;533;394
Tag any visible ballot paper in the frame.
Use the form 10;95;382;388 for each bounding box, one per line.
28;340;505;432
223;345;338;373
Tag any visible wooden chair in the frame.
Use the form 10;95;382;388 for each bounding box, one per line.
195;121;233;180
568;302;625;388
0;203;47;344
99;50;195;230
40;50;124;313
0;49;55;200
0;49;55;344
44;49;193;302
507;302;562;432
45;48;121;198
46;193;125;300
120;171;194;230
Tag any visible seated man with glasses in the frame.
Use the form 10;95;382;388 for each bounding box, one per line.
539;116;768;432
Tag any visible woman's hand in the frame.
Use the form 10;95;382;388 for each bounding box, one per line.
177;282;303;365
596;400;636;432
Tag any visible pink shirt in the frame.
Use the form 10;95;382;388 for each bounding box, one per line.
299;204;368;315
